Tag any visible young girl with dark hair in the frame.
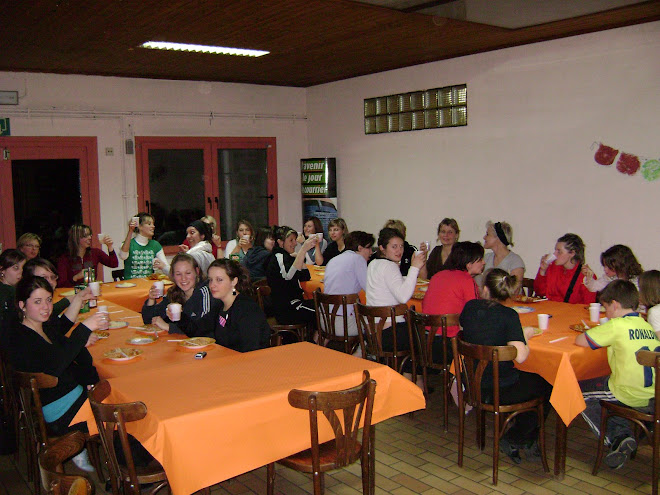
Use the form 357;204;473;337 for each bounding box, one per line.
174;259;271;352
582;244;644;293
243;227;276;281
142;253;217;334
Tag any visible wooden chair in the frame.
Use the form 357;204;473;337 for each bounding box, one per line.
593;350;660;493
111;269;124;281
452;334;549;485
0;350;22;460
355;303;416;380
313;290;361;354
39;430;94;495
257;284;307;345
88;380;169;495
409;310;459;431
521;278;536;297
266;370;377;495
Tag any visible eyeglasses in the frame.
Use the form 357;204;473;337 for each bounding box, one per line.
24;244;40;249
41;274;58;283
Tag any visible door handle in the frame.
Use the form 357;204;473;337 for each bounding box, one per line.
214;197;219;209
258;194;275;200
145;200;150;213
207;197;212;210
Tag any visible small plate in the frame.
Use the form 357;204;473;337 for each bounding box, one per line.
93;331;109;339
61;290;75;297
108;321;129;329
126;335;157;345
524;326;543;337
136;324;168;336
103;348;143;361
570;323;588;332
178;337;215;349
162;280;174;286
115;282;137;288
412;291;426;300
512;295;546;303
512;306;535;314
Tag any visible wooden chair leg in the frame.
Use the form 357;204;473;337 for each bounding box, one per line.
538;405;549;473
592;407;609;475
266;462;275;495
442;370;449;432
492;414;500;485
457;399;465;467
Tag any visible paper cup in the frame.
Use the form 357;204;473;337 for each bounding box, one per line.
599;317;609;325
153;281;164;298
131;216;139;225
316;233;324;241
88;281;101;296
97;306;109;331
545;253;557;264
589;305;601;322
537;314;550;331
97;233;105;243
169;303;182;321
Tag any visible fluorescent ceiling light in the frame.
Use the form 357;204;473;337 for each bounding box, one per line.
140;41;268;57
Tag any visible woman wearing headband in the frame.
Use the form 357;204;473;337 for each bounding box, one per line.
475;221;525;292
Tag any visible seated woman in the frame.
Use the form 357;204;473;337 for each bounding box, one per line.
296;216;327;265
142;253;218;334
421;218;460;280
266;226;319;326
57;224;118;287
422;241;484;349
534;233;596;304
366;228;425;352
323;231;375;339
4;276;106;470
242;227;275;282
639;270;660;334
321;218;349;266
174;259;270;352
179;220;216;275
460;268;551;463
223;220;254;261
0;249;27;333
180;215;223;258
474;221;525;291
17;232;42;261
24;258;92;318
582;244;643;293
380;219;418;276
120;212;169;279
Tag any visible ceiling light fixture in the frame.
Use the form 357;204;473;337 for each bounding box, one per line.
140;41;269;57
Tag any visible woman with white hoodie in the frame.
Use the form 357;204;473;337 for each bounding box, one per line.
179;220;216;275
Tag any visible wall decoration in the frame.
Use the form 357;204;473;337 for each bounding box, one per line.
592;142;659;182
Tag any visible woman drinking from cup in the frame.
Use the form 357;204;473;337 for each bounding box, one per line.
224;220;254;261
57;224;118;287
142;253;217;334
174;259;271;352
534;233;596;304
266;226;318;326
474;221;525;291
421;218;460;280
460;268;551;463
243;227;276;282
296;216;326;265
321;218;349;266
120;213;169;279
17;233;42;260
179;220;215;275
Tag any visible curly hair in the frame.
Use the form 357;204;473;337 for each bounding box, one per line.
600;244;643;280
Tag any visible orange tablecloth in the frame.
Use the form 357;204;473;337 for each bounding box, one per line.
73;304;425;495
55;278;154;313
512;300;610;426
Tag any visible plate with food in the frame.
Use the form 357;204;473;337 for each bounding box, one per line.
524;326;544;338
416;279;430;285
126;335;157;345
412;291;426;300
136;324;168;336
162;279;174;286
147;273;169;281
108;321;129;330
178;337;215;349
512;306;535;314
583;305;606;313
103;348;143;361
570;323;589;333
512;295;546;304
93;330;109;339
115;282;137;288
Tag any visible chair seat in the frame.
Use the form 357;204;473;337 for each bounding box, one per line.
279;440;362;473
120;457;168;484
479;396;545;414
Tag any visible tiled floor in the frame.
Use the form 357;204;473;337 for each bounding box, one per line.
1;373;656;494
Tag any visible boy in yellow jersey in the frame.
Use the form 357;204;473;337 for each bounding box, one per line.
575;280;658;469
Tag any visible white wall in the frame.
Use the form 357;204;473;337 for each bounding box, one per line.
306;21;660;276
0;72;308;277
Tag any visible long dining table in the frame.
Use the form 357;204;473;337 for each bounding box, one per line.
511;299;610;477
70;303;426;495
56;278;159;313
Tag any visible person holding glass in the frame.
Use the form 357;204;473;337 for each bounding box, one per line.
57;224;118;287
296;216;326;265
421;218;460;280
119;212;169;279
223;220;255;262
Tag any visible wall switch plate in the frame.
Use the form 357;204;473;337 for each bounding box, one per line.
0;91;19;105
105;147;114;156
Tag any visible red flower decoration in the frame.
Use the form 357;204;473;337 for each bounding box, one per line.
616;152;641;176
594;143;618;165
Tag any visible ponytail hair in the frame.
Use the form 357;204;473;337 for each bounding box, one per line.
484;268;518;302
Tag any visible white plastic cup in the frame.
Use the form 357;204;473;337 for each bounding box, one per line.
131;216;139;226
589;305;601;322
545;253;557;264
88;281;101;296
316;233;324;242
169;303;182;321
97;233;105;243
422;241;431;251
242;235;250;241
538;314;550;331
153;281;164;298
97;306;109;331
599;317;609;325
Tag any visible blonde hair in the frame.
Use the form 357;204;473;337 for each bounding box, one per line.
17;233;42;249
383;219;406;239
201;215;217;235
484;268;518;302
486;220;514;247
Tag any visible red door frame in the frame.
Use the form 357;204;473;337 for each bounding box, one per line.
135;136;278;242
0;136;101;249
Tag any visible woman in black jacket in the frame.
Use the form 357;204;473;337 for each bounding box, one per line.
174;259;271;352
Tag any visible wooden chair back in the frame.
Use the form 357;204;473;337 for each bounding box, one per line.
313;290;361;354
355;303;414;374
269;324;307;346
409;310;459;430
14;371;58;451
39;431;94;495
111;269;124;281
521;278;536;297
255;284;271;313
88;380;155;495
